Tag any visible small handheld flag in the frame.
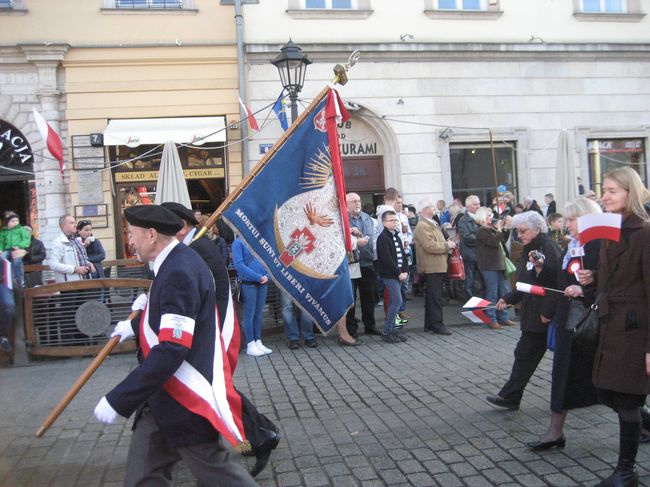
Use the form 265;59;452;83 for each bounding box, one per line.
461;309;492;324
238;96;259;131
463;297;492;309
32;108;65;174
577;213;622;245
516;282;546;296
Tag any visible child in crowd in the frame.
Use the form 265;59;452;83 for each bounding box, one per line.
0;211;31;287
547;213;567;250
374;210;409;343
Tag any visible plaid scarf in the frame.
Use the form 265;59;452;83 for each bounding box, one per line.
67;233;90;268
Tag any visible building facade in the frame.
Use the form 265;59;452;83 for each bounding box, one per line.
1;0;244;258
242;0;650;211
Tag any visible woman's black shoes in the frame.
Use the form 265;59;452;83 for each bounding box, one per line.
250;427;281;477
527;435;566;451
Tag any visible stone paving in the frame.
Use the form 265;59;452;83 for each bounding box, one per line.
0;298;649;486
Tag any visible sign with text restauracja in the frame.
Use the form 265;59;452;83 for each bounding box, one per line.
0;119;34;177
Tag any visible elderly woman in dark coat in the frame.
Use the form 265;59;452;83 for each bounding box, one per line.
577;167;650;487
486;211;560;410
526;197;602;451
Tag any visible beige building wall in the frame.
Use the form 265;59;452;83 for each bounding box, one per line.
1;0;242;260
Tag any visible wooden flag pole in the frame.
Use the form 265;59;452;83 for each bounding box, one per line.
489;129;500;209
193;51;360;242
35;310;140;437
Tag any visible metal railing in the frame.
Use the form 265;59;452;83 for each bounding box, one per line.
113;0;184;8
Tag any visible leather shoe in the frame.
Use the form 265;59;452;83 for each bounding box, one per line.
338;337;361;347
304;338;317;348
487;322;503;330
527;435;566;451
431;326;452;335
500;320;518;326
287;340;300;350
365;328;382;336
250;427;280;477
486;395;520;410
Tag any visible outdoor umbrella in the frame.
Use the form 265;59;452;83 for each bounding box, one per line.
554;130;578;212
154;140;191;208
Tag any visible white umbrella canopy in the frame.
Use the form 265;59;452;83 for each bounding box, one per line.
154;141;191;208
554;130;578;213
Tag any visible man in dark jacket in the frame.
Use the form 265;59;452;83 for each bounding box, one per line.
94;204;257;486
161;202;280;478
23;225;46;287
458;195;481;299
486;211;560;410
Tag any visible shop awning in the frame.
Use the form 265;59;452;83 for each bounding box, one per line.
103;116;227;147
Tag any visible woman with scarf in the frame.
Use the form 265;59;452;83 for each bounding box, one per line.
527;197;602;451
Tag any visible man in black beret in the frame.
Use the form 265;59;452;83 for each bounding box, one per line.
161;201;281;477
94;204;256;486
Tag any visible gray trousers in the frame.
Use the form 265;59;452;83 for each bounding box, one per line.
124;408;258;487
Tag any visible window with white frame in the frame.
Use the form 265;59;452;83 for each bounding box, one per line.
114;0;184;8
435;0;487;10
0;0;14;8
580;0;626;13
304;0;357;8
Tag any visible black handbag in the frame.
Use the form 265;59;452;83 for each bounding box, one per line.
567;298;600;350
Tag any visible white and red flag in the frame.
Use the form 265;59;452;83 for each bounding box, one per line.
238;96;260;132
463;297;492;309
577;213;622;245
1;256;11;290
461;309;492;324
32;108;65;174
516;282;546;296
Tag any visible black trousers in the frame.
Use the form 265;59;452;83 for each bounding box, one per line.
238;389;278;449
499;330;548;403
346;266;377;336
424;272;445;331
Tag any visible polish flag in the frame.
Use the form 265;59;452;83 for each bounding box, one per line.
32;108;65;174
516;282;546;296
577;213;622;245
463;297;492;309
238;96;259;131
461;309;492;324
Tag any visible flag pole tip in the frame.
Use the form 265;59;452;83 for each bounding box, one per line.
332;50;361;86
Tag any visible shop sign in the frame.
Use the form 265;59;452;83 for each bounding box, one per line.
115;167;224;183
587;138;644;154
336;117;383;158
0;119;33;166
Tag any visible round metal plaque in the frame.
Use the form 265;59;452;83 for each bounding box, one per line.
75;301;112;337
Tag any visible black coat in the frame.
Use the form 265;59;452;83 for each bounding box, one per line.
25;237;46;265
375;228;409;279
189;235;230;322
550;240;600;412
503;233;560;333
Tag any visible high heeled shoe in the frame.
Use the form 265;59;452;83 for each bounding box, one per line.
527;434;566;451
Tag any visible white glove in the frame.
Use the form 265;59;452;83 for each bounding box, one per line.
111;320;134;343
131;293;148;311
94;396;119;424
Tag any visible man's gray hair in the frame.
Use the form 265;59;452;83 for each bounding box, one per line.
416;198;433;214
465;195;479;206
523;195;534;205
511;211;548;234
58;214;72;228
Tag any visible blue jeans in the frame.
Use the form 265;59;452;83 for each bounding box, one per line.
382;278;402;335
399;273;409;313
480;269;511;323
241;283;268;344
0;284;15;337
3;251;24;287
281;291;314;341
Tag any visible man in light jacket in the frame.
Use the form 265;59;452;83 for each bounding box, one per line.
413;199;456;335
48;214;93;283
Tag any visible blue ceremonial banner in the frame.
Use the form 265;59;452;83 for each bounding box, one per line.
223;92;353;333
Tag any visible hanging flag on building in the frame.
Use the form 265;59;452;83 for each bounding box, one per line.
238;96;260;132
32;108;65;174
272;92;289;131
222;88;353;333
577;212;622;245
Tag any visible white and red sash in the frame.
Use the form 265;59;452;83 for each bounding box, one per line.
139;302;246;446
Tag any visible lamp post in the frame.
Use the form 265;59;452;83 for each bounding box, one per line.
271;39;312;124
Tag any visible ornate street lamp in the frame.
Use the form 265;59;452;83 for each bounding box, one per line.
271;39;312;124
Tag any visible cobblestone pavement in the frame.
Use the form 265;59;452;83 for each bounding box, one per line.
1;298;649;486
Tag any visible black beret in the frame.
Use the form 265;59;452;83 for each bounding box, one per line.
124;205;183;236
160;201;199;226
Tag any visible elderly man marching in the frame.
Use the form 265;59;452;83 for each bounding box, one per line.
413;199;457;335
93;205;257;487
